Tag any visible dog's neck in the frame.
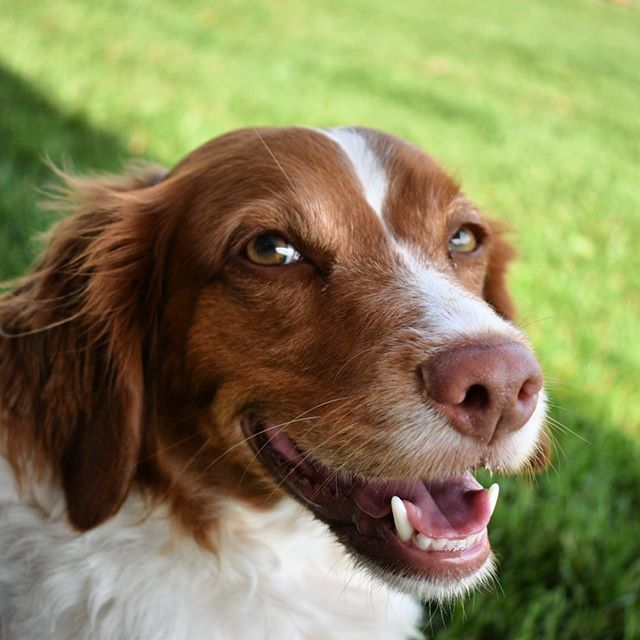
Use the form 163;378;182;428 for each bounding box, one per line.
0;457;421;639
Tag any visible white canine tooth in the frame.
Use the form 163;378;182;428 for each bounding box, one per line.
390;496;414;542
488;483;500;516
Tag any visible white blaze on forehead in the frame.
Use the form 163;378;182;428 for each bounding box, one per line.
319;127;389;220
397;245;519;344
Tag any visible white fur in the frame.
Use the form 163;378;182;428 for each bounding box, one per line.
362;554;497;604
397;246;516;346
407;248;544;460
378;246;547;475
320;127;389;220
0;458;422;640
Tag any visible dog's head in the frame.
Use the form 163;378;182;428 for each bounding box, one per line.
0;127;547;601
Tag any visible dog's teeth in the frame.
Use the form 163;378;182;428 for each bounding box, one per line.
390;496;414;542
414;533;432;550
488;482;500;515
413;530;486;552
431;537;448;551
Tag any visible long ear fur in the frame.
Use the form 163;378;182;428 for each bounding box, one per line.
0;165;168;530
483;220;517;321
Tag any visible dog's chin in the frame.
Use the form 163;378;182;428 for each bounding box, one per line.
354;553;497;603
242;416;502;602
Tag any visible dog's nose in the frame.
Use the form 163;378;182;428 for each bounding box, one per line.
420;342;543;443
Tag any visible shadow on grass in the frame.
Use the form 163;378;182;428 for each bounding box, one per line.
426;406;640;640
0;63;131;279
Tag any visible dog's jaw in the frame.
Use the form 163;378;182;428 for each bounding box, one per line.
240;403;544;601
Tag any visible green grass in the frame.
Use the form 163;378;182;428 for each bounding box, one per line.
0;1;638;637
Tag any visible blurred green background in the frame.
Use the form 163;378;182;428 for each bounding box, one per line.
0;1;638;637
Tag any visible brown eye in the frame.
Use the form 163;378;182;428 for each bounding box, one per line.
245;234;303;266
449;226;478;254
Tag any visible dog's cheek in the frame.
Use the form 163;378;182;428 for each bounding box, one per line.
526;430;552;472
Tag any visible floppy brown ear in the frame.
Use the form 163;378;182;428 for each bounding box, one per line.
483;220;517;321
0;165;168;530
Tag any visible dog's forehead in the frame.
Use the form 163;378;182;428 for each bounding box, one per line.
313;127;464;252
178;127;464;260
316;127;390;220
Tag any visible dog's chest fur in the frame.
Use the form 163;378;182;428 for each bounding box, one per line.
0;459;421;640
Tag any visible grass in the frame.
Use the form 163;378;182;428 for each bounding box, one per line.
0;0;638;637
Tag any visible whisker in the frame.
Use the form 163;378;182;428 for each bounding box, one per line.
542;379;575;391
258;397;376;504
332;344;384;381
173;397;348;494
154;435;214;505
546;415;590;443
235;396;350;485
544;399;572;411
195;423;282;479
138;431;202;462
234;415;321;486
262;419;359;503
252;128;297;193
519;313;572;329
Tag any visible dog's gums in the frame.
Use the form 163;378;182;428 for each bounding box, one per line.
245;417;500;581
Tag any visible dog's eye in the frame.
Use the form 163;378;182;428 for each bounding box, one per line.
245;234;303;266
449;226;478;253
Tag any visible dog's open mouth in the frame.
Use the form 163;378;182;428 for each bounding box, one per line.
245;418;499;581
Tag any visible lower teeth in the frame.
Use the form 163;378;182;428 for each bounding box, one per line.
413;530;483;552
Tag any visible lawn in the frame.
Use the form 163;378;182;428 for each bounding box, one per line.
0;0;639;637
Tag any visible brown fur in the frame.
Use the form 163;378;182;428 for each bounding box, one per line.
0;127;547;537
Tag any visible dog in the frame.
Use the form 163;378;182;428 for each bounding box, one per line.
0;126;548;639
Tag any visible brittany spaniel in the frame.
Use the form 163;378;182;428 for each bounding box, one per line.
0;127;548;639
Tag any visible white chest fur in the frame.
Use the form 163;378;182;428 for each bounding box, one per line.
0;459;421;639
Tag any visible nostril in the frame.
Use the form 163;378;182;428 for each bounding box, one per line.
461;384;490;411
420;341;543;440
518;386;532;403
518;376;543;403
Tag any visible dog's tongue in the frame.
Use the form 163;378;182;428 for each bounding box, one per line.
352;474;492;538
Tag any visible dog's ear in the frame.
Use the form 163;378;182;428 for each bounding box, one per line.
0;165;169;530
483;220;517;321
